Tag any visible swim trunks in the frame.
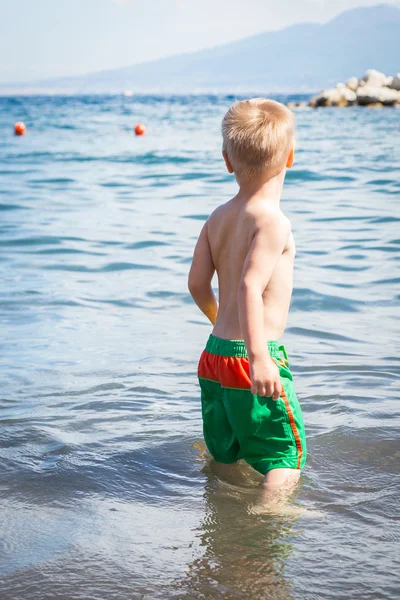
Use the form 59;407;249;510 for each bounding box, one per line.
198;335;307;475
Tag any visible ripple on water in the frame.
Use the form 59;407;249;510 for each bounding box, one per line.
42;261;166;272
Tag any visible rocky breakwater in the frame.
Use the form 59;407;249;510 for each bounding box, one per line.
309;70;400;107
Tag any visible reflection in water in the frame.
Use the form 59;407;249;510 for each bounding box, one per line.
175;453;301;599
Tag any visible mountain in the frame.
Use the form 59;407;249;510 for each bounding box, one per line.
3;3;400;94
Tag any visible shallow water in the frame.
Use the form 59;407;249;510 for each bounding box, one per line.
0;95;399;600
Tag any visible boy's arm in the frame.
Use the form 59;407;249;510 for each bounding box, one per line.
238;216;290;399
188;221;218;325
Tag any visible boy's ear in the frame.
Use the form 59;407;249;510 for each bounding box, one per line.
222;150;234;173
286;147;295;169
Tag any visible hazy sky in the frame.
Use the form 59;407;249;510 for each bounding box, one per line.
0;0;398;83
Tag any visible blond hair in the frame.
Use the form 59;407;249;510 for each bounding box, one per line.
221;98;295;180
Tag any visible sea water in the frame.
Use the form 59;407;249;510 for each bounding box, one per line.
0;95;399;599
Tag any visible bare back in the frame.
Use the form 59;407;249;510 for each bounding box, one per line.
207;198;295;341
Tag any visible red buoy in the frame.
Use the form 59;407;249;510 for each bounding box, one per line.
14;122;26;136
134;123;146;136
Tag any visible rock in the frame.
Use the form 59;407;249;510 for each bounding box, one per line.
335;87;357;105
356;85;400;106
346;77;359;91
309;86;357;107
384;76;394;87
360;69;386;88
308;69;400;107
388;73;400;91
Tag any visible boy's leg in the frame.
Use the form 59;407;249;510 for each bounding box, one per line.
252;468;303;516
209;459;259;486
263;467;301;490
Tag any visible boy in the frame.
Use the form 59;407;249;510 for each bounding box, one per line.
188;98;306;491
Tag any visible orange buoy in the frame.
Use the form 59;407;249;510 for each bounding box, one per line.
14;122;26;136
134;123;146;136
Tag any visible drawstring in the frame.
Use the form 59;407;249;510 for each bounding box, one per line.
278;345;289;366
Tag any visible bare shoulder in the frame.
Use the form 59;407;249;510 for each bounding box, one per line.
205;199;236;243
207;199;232;224
285;227;296;255
250;206;291;245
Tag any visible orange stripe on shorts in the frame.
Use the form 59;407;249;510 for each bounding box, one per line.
281;384;303;469
198;350;251;388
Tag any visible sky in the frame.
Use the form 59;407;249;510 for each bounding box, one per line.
0;0;398;83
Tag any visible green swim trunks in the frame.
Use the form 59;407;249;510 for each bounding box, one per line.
198;335;307;475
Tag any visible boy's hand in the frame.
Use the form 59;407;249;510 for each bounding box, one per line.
250;356;282;400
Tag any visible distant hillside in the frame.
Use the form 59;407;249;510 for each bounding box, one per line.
3;3;400;94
